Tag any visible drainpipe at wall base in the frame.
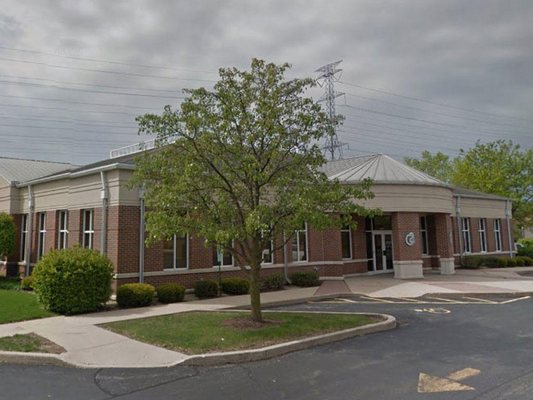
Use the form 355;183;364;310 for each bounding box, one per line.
506;200;513;258
138;186;145;283
455;195;464;266
283;232;291;285
99;171;108;255
25;185;34;277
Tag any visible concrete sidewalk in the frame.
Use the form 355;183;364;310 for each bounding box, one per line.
2;267;533;368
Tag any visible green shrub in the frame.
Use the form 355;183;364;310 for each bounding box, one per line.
194;280;219;298
289;271;320;287
261;273;286;292
506;258;517;267
116;283;155;308
0;212;16;260
157;283;185;303
462;256;482;269
514;257;526;266
20;276;33;291
519;256;533;266
32;247;113;315
495;257;509;268
517;239;533;258
220;278;249;295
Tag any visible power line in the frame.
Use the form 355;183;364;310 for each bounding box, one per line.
342;90;532;132
0;45;218;75
0;56;217;83
339;103;531;138
0;79;184;99
338;80;533;124
0;102;142;117
0;114;138;129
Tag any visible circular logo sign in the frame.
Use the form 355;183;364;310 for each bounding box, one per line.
405;232;416;246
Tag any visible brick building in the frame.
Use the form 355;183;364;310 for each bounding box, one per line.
0;152;514;287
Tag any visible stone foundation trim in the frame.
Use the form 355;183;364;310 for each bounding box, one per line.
393;260;424;279
439;257;455;275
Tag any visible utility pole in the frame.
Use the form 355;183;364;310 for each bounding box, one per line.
316;60;346;160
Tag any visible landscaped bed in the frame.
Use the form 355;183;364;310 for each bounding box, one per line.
102;311;378;354
0;289;53;324
0;333;64;353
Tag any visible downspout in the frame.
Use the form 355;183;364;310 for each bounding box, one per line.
505;199;513;258
138;186;145;283
25;185;34;277
455;195;464;266
99;171;108;255
283;232;291;284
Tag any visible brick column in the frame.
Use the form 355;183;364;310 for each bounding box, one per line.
391;212;423;279
434;213;455;275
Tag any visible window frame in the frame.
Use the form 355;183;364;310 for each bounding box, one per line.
213;244;234;267
494;219;502;252
163;234;189;270
37;212;46;260
478;218;487;253
261;230;274;265
292;223;308;262
82;209;94;249
57;210;69;250
20;214;28;262
340;223;353;260
420;216;429;255
461;217;472;254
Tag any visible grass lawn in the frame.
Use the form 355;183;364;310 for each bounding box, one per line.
0;290;53;324
0;333;64;353
102;311;378;354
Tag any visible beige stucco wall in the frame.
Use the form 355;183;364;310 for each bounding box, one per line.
458;196;509;219
0;176;13;213
356;184;455;213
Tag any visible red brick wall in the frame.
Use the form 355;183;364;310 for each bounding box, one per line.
391;212;422;261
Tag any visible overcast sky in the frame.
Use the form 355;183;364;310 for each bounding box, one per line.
1;0;532;164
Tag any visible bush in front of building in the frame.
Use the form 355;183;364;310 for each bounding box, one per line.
462;256;482;269
0;212;16;261
116;283;155;308
505;258;517;267
516;256;533;266
193;280;219;298
517;238;533;258
220;278;249;295
289;271;320;287
260;273;286;292
20;276;33;291
32;247;113;315
157;283;185;303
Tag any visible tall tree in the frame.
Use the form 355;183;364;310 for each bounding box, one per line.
404;150;454;182
0;212;16;262
132;59;374;321
406;140;533;230
453;140;532;231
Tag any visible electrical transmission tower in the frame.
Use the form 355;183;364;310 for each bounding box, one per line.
316;60;346;160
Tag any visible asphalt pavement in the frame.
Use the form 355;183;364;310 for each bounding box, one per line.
2;294;533;399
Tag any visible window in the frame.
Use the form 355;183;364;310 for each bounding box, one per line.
163;235;188;269
365;216;392;231
57;210;68;250
494;219;502;252
292;224;308;262
261;231;274;264
479;218;487;253
341;223;352;259
20;214;28;261
37;212;46;260
461;217;472;253
213;247;233;267
82;209;94;249
420;216;429;255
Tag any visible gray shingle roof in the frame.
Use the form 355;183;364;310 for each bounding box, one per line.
323;153;447;186
0;156;74;184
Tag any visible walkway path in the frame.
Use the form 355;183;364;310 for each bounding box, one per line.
1;267;533;368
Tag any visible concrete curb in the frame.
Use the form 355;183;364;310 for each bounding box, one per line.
178;312;396;367
0;351;71;367
0;312;395;369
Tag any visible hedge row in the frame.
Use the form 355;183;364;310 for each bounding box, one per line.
462;255;533;269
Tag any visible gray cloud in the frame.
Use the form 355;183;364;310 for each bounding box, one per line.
0;0;531;163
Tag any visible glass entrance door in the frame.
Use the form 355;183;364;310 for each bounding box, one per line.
372;232;394;272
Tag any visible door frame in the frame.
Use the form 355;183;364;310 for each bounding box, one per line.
369;230;394;274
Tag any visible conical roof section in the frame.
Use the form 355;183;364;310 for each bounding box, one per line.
323;154;447;186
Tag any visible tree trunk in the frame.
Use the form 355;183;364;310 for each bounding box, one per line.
249;264;262;322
